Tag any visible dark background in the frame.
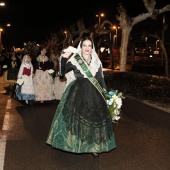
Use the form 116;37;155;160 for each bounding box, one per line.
0;0;170;47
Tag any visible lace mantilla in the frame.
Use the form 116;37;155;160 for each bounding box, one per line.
63;41;104;87
70;53;101;76
37;55;49;62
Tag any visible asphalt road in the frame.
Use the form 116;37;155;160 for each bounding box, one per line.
0;88;170;170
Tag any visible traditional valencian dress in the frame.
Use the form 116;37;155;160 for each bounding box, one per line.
46;43;116;154
5;52;21;83
33;55;55;102
54;57;67;100
54;76;66;100
14;55;35;101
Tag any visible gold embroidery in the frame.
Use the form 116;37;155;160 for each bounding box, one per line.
11;61;17;68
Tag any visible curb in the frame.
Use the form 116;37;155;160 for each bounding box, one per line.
127;95;170;114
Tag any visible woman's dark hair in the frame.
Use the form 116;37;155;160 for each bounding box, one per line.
80;36;93;48
39;46;47;51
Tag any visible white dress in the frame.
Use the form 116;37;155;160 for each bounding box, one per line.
33;55;55;101
54;76;66;100
14;58;35;101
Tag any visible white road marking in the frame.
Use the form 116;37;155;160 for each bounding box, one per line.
0;99;12;170
6;99;11;109
2;112;10;131
0;142;6;170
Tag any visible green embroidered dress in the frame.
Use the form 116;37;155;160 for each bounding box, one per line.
46;54;116;153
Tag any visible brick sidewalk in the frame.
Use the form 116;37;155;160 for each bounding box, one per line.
0;74;10;94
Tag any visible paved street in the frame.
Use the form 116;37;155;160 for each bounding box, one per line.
0;82;170;170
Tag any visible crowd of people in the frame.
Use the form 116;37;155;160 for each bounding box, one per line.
0;47;66;104
0;36;117;159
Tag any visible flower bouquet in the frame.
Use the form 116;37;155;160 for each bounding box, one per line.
16;78;24;86
2;65;8;69
106;90;125;123
48;69;55;79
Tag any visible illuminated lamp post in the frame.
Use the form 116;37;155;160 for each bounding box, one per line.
112;26;120;58
0;24;11;53
112;26;120;48
0;28;3;53
156;40;159;50
64;31;67;38
96;13;104;26
0;2;5;6
0;2;5;52
145;37;147;58
156;40;159;57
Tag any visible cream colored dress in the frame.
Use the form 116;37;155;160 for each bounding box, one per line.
54;76;66;100
33;55;55;101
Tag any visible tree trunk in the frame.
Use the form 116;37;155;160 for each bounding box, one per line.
160;41;169;76
119;27;132;71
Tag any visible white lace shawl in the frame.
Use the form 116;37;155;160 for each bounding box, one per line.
37;55;49;62
17;55;33;78
65;41;104;87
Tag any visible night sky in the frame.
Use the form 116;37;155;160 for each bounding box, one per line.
0;0;170;49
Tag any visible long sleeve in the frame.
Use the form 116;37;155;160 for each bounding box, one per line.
95;66;107;91
59;56;74;76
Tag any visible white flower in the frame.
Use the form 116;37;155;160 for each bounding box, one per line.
114;109;119;115
48;69;55;74
115;98;122;109
112;115;121;122
2;65;7;69
48;69;55;80
108;98;114;105
16;78;24;85
107;90;125;123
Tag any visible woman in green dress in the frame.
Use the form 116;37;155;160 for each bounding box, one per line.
46;36;116;158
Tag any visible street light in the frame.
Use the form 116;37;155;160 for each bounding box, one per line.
112;26;120;48
64;31;67;38
96;13;104;26
155;40;159;58
113;35;116;48
0;28;3;52
0;2;5;6
0;24;11;53
145;37;147;57
156;40;159;50
0;3;7;53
